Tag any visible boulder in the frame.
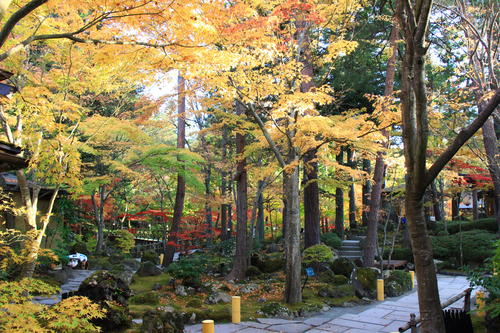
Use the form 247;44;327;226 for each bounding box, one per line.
384;270;412;297
48;267;73;284
77;271;131;305
93;300;132;332
175;285;187;297
251;253;285;273
240;283;259;294
245;265;262;277
137;261;162;277
330;258;356;278
351;267;379;299
142;306;190;333
259;302;293;319
205;291;231;304
318;270;349;285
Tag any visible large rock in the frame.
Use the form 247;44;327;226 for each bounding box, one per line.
240;283;259;294
136;261;162;277
384;270;412;297
251;253;285;273
330;258;356;278
77;271;131;305
76;271;132;331
142;307;190;333
48;267;73;284
351;267;379;299
259;302;293;319
205;291;231;304
111;258;141;284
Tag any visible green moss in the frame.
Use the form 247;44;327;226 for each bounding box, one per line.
356;268;378;290
331;258;356;278
245;265;262;277
187;304;231;321
320;232;342;249
186;299;202;308
318;271;348;285
129;291;160;305
129;304;156;318
130;273;171;294
318;284;355;298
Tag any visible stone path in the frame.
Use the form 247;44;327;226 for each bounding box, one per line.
184;274;475;333
33;269;96;306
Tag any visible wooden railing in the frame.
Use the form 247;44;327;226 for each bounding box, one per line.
398;288;472;332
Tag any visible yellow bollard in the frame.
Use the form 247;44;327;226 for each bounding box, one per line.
232;296;241;323
159;253;164;265
410;271;415;289
377;279;384;301
202;319;214;333
476;291;486;317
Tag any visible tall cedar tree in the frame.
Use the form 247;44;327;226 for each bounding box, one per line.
397;0;500;330
163;74;186;266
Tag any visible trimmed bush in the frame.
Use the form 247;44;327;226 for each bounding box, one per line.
446;218;497;234
431;230;496;265
141;251;159;265
386;247;413;262
321;232;342;249
318;270;349;285
385;270;412;297
110;230;135;254
245;265;262;277
303;245;334;268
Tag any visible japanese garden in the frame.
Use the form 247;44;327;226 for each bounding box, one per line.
0;1;498;332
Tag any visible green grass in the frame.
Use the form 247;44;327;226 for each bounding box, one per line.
129;273;171;293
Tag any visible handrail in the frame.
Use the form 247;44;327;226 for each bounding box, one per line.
398;288;472;332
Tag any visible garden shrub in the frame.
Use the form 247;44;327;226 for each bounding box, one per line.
386;247;413;262
446;218;497;234
355;267;378;290
431;230;496;265
251;252;285;273
303;244;334;268
0;279;104;333
165;255;207;286
110;230;135;254
320;232;342;249
141;251;160;265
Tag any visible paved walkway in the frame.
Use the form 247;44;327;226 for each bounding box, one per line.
33;269;96;305
184;274;475;333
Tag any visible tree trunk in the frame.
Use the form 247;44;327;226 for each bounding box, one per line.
472;189;479;221
335;150;344;237
431;181;443;221
256;180;265;243
480;114;500;232
22;186;59;278
303;148;320;248
228;100;248;280
92;187;106;254
163;73;186;266
284;163;302;303
363;16;398;267
204;164;212;238
452;194;460;220
347;148;356;229
221;126;229;240
362;159;371;226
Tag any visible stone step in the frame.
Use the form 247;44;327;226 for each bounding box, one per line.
339;250;362;256
342;255;362;260
341;245;361;250
341;240;360;245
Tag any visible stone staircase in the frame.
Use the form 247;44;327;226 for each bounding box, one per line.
33;269;96;306
338;239;363;260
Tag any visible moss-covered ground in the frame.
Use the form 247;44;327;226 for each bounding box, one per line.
128;272;363;322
